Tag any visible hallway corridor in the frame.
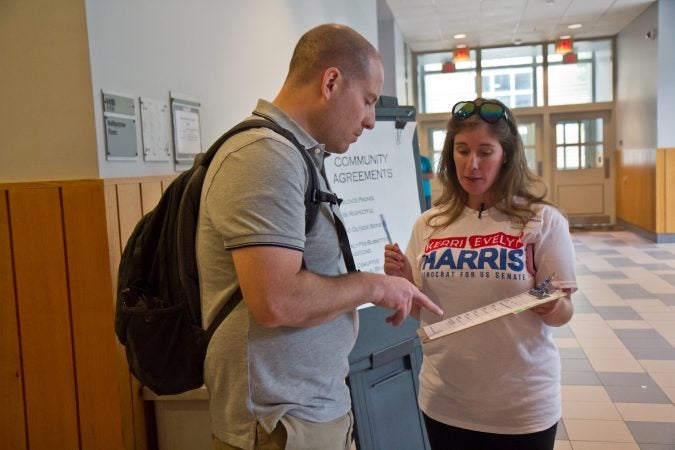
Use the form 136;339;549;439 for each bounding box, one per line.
554;228;675;449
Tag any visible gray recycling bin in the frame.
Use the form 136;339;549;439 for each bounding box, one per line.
348;306;430;450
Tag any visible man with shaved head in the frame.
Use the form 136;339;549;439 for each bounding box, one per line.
198;24;442;450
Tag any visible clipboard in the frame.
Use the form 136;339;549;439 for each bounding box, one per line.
418;274;565;343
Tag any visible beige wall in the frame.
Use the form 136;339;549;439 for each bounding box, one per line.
0;0;99;182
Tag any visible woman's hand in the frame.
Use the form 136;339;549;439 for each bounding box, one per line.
384;243;414;282
530;289;574;327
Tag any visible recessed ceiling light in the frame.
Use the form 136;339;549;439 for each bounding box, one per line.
560;35;571;39
454;33;467;39
456;44;467;48
513;39;523;45
568;24;582;29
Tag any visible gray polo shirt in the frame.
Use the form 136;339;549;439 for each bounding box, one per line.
197;99;358;448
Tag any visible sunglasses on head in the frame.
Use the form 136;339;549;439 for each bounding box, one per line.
452;100;506;124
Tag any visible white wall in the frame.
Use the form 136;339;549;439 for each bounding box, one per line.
616;2;658;151
86;0;378;178
657;0;675;147
393;21;409;106
376;0;408;105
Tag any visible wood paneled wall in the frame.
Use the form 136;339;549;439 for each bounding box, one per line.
616;148;657;233
656;148;675;234
616;147;675;236
0;180;123;449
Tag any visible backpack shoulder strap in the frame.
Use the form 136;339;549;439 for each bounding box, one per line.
202;118;338;234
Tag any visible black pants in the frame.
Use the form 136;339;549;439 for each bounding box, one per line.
423;414;557;450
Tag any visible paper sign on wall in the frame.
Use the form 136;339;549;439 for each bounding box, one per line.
140;97;171;162
170;92;202;166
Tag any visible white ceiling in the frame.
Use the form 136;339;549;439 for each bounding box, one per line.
383;0;656;52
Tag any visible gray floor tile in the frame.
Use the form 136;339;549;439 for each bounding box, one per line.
573;301;597;313
595;249;621;255
595;306;642;320
553;327;575;338
603;239;628;247
574;264;593;275
572;291;590;302
645;250;675;260
559;348;587;359
616;330;665;341
577;232;614;238
643;263;675;271
596;372;660;387
656;294;675;306
595;270;628;279
628;422;675;444
639;445;675;450
605;385;672;404
570;293;597;313
556;420;568;440
609;283;654;299
656;274;675;286
574;244;591;253
628;347;675;360
561;358;594;371
620;337;674;349
607;257;642;267
561;370;602;385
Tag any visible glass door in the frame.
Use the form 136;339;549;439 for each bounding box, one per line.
549;111;614;225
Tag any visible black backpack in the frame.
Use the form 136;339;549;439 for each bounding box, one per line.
114;118;340;395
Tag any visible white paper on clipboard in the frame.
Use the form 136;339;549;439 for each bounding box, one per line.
417;289;566;343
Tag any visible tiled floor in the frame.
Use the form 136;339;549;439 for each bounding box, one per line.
554;228;675;449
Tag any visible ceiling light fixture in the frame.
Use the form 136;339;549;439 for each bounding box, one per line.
453;47;470;62
555;38;574;54
456;44;467;49
454;33;467;39
559;35;571;39
568;24;582;29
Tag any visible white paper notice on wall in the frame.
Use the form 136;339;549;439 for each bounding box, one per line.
140;97;171;162
170;92;202;166
323;122;421;274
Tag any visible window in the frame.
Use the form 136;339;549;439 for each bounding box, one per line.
518;123;537;172
479;45;544;108
417;51;477;113
547;39;613;105
555;119;604;170
429;128;447;171
415;39;613;111
427;123;535;173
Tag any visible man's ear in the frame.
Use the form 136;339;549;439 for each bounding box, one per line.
321;67;341;100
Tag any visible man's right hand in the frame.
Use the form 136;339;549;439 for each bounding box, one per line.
372;275;442;326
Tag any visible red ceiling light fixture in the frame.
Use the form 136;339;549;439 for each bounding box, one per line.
562;52;578;64
441;61;456;73
453;47;470;62
555;38;574;54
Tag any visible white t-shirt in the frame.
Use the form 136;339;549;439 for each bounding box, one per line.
406;203;577;435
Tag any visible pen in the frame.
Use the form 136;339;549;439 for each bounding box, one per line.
380;214;393;244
